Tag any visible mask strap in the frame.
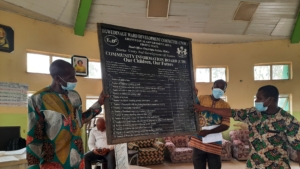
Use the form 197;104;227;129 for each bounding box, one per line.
264;97;271;107
58;76;67;83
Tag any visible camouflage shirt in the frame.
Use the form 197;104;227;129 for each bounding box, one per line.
232;108;300;169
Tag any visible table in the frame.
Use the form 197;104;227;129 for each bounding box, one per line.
0;159;27;169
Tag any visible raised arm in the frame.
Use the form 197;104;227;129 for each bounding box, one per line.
82;103;102;124
195;104;255;125
194;104;232;117
82;91;109;124
198;103;231;137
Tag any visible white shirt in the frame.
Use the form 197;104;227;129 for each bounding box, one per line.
88;127;114;151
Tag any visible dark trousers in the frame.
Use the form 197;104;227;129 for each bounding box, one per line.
192;148;221;169
84;150;116;169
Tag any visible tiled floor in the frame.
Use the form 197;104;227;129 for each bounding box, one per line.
128;160;299;169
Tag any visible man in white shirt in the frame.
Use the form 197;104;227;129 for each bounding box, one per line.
84;118;116;169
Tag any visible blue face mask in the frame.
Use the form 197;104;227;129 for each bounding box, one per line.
255;98;270;112
212;88;224;99
59;76;77;91
255;102;268;112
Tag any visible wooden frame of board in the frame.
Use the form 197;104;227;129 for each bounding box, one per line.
98;23;199;144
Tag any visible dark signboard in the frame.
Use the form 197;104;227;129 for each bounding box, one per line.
97;23;198;144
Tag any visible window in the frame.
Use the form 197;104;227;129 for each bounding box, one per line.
254;64;290;81
86;96;105;114
27;53;50;74
27;52;102;79
27;92;34;107
86;96;105;130
278;95;290;112
86;61;102;79
27;53;71;74
196;67;227;83
27;91;35;98
27;93;33;98
52;56;71;63
253;95;291;112
86;96;98;110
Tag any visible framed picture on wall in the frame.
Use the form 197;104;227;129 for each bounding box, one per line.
0;24;14;53
71;55;89;77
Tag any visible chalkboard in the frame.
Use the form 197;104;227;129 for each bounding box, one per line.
97;23;198;144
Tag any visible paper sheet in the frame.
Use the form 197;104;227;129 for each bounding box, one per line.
202;125;223;144
4;148;26;155
0;156;19;162
115;143;129;169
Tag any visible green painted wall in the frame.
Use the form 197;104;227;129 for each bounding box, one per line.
0;113;28;138
0;113;87;150
292;112;300;121
222;118;240;140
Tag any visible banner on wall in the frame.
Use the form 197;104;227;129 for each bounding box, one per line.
0;82;28;107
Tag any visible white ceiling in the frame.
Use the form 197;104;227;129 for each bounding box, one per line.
0;0;299;43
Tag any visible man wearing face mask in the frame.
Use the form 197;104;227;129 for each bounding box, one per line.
26;60;109;169
190;79;230;169
194;85;300;169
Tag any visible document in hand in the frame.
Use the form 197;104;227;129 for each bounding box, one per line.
201;125;223;144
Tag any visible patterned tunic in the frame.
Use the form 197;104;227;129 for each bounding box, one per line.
26;87;102;169
232;107;300;169
190;95;230;155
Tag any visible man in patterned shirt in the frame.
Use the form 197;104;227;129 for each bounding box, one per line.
194;85;300;168
190;79;230;169
26;60;108;169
